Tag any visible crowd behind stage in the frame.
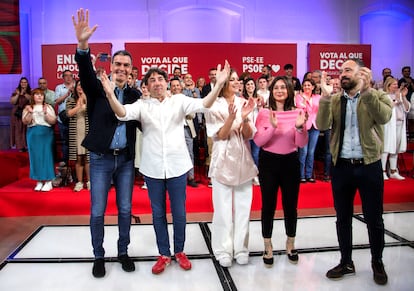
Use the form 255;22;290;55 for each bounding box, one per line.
8;63;414;192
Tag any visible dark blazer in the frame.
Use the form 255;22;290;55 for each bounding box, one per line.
201;83;213;98
75;50;141;158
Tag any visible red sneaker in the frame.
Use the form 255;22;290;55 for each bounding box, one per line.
152;256;171;274
175;252;192;270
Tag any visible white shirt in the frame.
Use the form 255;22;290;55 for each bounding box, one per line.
118;93;206;179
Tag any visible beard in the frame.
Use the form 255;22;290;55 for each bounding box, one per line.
340;77;358;91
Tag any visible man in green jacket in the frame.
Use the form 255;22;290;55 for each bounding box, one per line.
316;59;392;286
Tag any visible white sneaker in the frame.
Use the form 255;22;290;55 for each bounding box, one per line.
252;176;260;186
389;171;405;180
218;257;232;268
86;181;91;190
73;182;84;192
41;181;53;192
141;182;147;190
236;255;249;265
34;182;43;191
383;172;389;180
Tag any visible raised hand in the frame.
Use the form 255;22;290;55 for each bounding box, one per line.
295;109;307;129
320;71;332;97
269;109;277;128
215;60;231;87
72;8;98;49
228;103;237;122
241;97;255;120
101;71;115;99
357;67;372;93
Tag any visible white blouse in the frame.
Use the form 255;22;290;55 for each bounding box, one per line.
119;93;206;179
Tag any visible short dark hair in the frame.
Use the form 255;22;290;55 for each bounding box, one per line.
284;63;293;70
112;50;133;63
402;66;411;72
142;67;168;85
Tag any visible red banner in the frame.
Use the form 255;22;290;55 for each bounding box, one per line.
41;43;112;90
125;43;297;81
308;44;371;77
0;0;21;74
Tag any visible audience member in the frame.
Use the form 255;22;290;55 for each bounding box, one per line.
135;81;150;190
302;72;312;83
381;77;410;180
202;68;217;97
311;70;322;95
22;88;57;192
374;68;392;90
257;75;270;105
171;77;198;187
254;76;308;266
131;66;141;89
283;63;301;92
242;77;263;185
295;78;321;182
205;69;257;268
202;68;218;186
10;77;31;151
55;69;75;164
66;80;90;191
262;64;274;84
102;59;230;274
398;66;413;101
317;59;392;286
196;77;206;93
73;8;141;278
38;77;56;106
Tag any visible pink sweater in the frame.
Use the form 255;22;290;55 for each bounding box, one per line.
294;94;321;130
254;109;308;154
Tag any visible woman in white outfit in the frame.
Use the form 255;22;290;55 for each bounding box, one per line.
381;77;410;180
205;69;257;267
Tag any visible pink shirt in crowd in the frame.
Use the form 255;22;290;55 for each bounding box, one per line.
294;94;321;130
254;109;308;155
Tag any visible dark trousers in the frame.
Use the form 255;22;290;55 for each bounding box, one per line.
331;159;385;264
259;150;300;238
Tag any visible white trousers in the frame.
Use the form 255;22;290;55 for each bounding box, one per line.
211;178;253;261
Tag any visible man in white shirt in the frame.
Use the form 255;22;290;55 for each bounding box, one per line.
102;61;230;275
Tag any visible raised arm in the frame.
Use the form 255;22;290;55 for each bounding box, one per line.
72;8;98;50
202;60;230;108
101;72;126;117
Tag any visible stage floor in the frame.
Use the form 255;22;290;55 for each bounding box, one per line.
0;212;413;290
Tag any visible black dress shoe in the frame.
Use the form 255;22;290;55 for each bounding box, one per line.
287;249;299;263
326;261;355;279
118;254;135;272
306;178;316;183
92;258;106;278
187;179;198;187
372;260;388;285
300;178;307;183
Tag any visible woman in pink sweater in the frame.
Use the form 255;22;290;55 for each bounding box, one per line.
254;76;308;267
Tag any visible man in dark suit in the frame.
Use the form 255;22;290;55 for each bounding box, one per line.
73;8;141;278
201;67;217;97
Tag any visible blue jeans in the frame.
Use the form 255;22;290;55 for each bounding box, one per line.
58;121;69;163
146;173;187;256
89;151;134;258
299;127;320;179
250;139;260;167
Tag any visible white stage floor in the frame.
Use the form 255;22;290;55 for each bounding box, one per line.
0;212;413;290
